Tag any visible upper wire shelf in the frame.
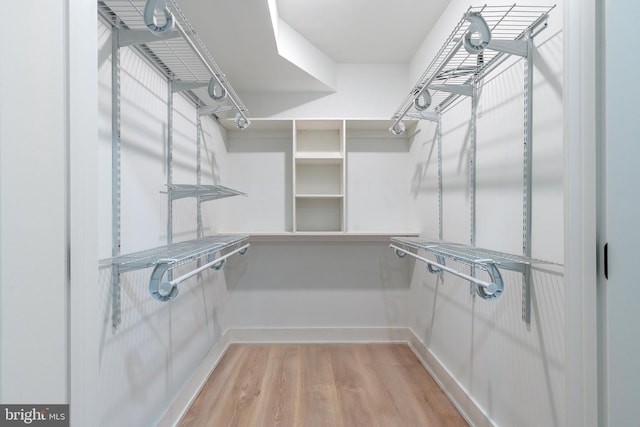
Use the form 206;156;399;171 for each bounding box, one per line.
390;4;555;133
163;184;247;202
98;0;250;128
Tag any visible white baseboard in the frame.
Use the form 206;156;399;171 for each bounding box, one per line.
155;333;232;427
224;326;413;344
406;329;493;427
156;327;490;427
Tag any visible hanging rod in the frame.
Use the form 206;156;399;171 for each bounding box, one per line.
390;244;501;298
169;243;248;285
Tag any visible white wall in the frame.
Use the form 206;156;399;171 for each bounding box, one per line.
222;124;293;233
406;1;565;426
239;63;409;118
346;130;417;233
219;242;411;330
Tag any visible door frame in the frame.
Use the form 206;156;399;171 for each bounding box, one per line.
563;0;599;426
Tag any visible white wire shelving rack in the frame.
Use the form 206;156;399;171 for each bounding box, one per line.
98;0;251;328
390;4;555;131
389;4;557;323
98;0;250;128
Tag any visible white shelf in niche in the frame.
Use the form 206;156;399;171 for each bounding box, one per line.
296;163;343;195
295;194;344;199
295;152;343;161
295;198;343;232
293;119;346;232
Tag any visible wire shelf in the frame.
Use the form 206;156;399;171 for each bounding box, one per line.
100;234;249;272
163;184;247;202
390;236;558;273
391;4;555;126
98;0;249;119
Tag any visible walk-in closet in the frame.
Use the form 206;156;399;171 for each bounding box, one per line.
2;1;640;427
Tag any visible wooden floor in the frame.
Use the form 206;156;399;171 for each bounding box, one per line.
179;343;468;427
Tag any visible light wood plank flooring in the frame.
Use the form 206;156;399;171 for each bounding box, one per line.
179;343;468;427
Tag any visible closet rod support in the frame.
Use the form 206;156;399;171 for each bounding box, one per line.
144;0;175;34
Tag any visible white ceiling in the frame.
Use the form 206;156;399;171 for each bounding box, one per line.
178;0;450;93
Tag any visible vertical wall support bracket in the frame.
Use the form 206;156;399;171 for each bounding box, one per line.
522;34;534;324
469;79;479;296
437;114;443;242
196;113;203;239
111;28;122;330
166;80;175;283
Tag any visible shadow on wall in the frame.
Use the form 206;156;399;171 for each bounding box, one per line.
534;30;563;101
97;264;228;427
410;123;439;198
200;124;222;186
228;241;410;291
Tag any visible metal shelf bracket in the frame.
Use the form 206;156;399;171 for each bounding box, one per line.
171;80;207;93
487;39;529;57
428;84;473;97
118;29;180;47
199;105;235;116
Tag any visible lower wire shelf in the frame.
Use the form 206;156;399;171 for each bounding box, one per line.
390;237;558;320
100;234;249;304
